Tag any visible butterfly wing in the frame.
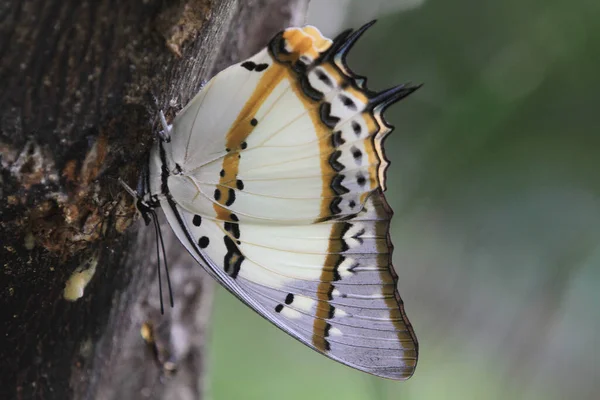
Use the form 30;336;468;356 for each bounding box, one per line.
159;22;419;379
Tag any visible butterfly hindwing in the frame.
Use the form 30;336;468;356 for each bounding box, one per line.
152;22;419;380
161;190;416;379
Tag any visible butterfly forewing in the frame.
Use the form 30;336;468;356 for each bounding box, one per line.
151;22;418;379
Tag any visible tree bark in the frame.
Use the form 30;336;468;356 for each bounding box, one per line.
0;1;308;399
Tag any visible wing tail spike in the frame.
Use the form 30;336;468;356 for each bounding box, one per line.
370;83;422;109
334;20;377;62
320;20;376;70
319;29;352;64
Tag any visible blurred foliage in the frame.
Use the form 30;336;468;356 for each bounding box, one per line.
208;0;600;399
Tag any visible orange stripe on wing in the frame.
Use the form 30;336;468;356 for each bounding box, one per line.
212;63;287;220
312;223;346;352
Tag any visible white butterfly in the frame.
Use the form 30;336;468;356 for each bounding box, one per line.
131;21;419;380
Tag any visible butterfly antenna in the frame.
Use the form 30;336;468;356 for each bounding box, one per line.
151;211;165;315
154;209;174;307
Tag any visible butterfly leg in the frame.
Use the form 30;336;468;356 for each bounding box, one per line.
158;109;172;142
118;177;138;198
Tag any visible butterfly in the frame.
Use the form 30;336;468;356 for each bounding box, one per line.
129;20;419;380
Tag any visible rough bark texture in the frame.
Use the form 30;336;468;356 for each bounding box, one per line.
0;1;308;399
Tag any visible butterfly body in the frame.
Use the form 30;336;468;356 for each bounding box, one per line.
143;22;418;380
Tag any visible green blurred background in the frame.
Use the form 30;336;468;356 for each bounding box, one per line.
208;1;600;399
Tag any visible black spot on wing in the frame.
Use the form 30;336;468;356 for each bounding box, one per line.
225;188;236;206
224;221;240;239
328;150;345;172
332;257;343;281
351;146;362;163
319;103;340;128
223;235;244;278
347;261;360;275
339;94;357;111
236;179;244;190
300;75;324;101
192;215;202;227
327;285;335;300
284;293;294;305
327;304;336;319
352;228;365;244
329;197;342;215
275;304;284;313
331;174;349;195
316;69;333;87
214;189;221;201
268;32;290;61
339;223;352;252
241;61;256;70
250;118;258;126
351;120;361;136
293;57;309;75
356;172;366;187
331;130;345;148
241;61;269;72
198;236;210;249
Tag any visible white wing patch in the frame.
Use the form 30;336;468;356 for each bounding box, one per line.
147;22;419;380
170;49;275;169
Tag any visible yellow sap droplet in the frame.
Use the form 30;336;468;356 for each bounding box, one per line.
63;258;98;301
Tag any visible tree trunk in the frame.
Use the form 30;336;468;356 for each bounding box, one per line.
0;1;308;399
